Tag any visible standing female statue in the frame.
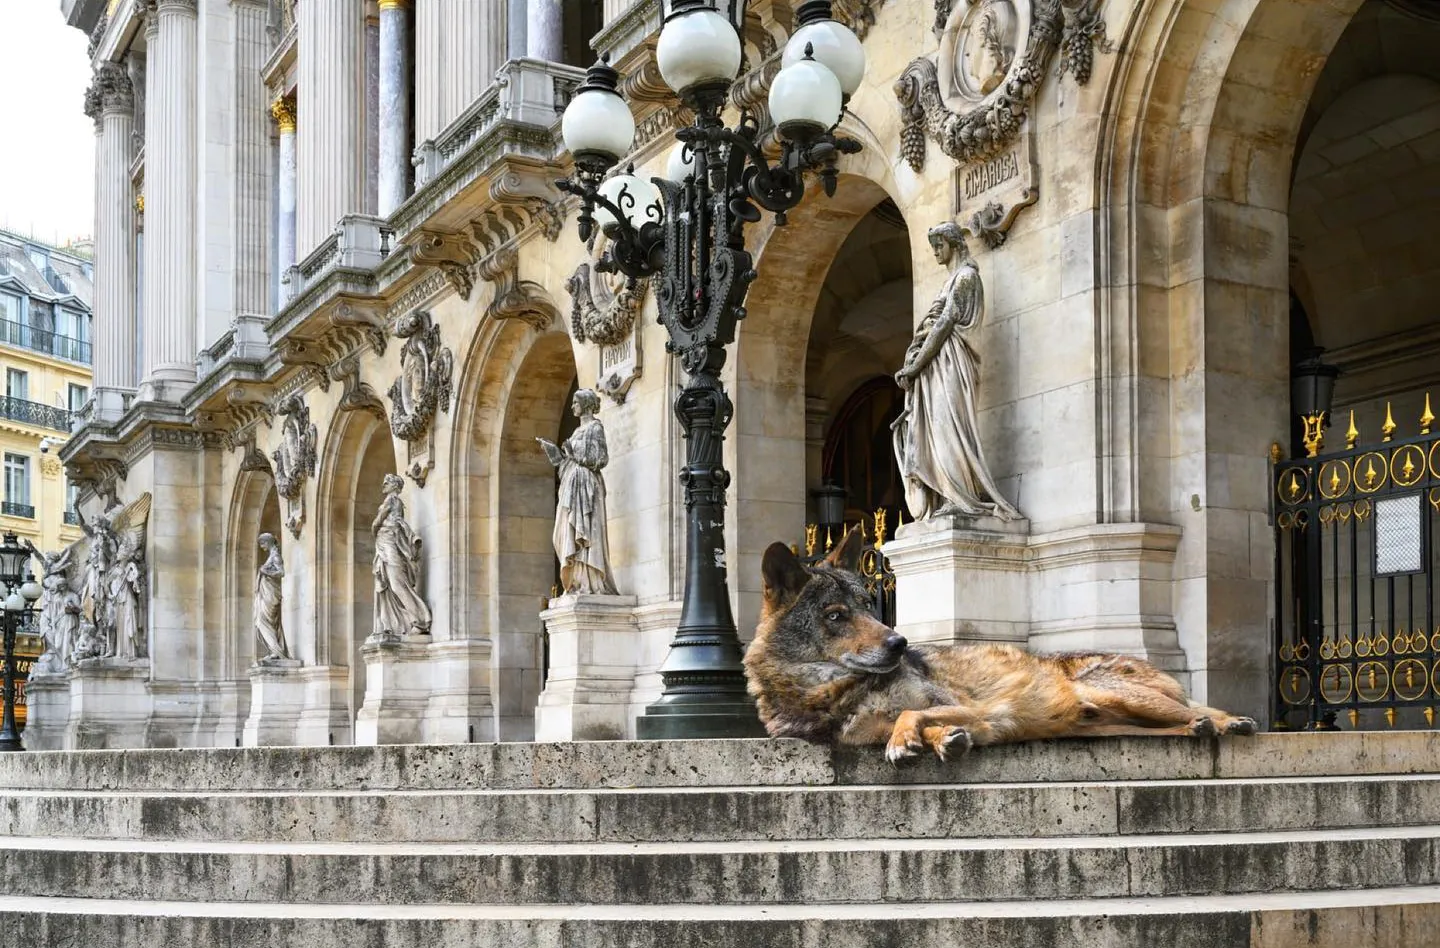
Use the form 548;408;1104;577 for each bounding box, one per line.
538;388;618;595
254;533;289;662
372;474;432;640
892;222;1021;521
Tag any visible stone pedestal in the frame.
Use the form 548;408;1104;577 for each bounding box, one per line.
241;660;305;747
355;635;433;746
295;665;351;747
21;674;70;751
65;659;150;749
886;515;1032;647
420;638;495;744
535;594;640;742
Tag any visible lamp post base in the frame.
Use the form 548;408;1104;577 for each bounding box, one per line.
636;698;768;740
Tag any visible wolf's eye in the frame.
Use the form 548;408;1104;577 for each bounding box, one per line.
826;608;847;622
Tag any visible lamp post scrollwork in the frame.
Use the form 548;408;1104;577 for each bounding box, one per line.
557;0;867;739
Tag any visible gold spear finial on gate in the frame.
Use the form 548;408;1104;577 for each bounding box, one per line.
1382;402;1397;442
1422;394;1435;436
1346;410;1360;450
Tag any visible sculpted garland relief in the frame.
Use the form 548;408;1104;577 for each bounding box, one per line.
272;394;318;539
566;259;651;404
897;0;1108;245
387;310;454;487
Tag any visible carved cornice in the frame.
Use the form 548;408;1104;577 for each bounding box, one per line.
330;299;388;356
477;246;559;332
405;229;479;301
275;338;332;393
236;433;273;474
331;354;387;421
386;270;447;320
489;168;568;244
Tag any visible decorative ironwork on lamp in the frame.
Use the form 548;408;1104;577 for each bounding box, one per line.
557;0;866;740
0;531;40;752
1291;349;1339;459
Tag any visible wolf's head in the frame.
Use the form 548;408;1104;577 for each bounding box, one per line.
743;526;908;740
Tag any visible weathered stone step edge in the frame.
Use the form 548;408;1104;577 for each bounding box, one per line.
1;828;1437;905
3;732;1437;792
4;776;1439;843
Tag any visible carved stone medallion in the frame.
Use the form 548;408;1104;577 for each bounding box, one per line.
271;394;318;539
387;310;453;486
566;250;650;405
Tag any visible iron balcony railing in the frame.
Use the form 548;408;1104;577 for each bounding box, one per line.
63;510;79;526
0;319;92;364
0;396;74;432
2;502;34;519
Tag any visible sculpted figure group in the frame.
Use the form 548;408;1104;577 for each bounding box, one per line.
28;492;152;675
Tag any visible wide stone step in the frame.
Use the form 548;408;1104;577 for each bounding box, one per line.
1;826;1436;905
2;732;1435;793
0;886;1436;947
4;775;1438;843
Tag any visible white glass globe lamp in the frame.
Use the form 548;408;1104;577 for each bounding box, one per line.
561;60;636;166
783;2;865;98
656;6;743;96
769;45;844;143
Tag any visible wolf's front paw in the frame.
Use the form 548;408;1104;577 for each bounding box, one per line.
1188;716;1218;738
884;725;926;765
931;725;971;762
1223;716;1257;736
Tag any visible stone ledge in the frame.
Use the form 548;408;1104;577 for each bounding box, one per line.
0;732;1436;792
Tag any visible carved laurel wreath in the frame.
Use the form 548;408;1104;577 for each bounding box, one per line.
897;0;1109;172
387;310;454;444
566;262;650;349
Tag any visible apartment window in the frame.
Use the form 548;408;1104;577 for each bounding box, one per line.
4;454;31;517
0;292;18;325
25;247;47;272
68;383;89;413
65;482;79;525
6;369;29;402
57;308;87;341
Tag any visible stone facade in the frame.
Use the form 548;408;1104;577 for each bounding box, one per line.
46;0;1440;747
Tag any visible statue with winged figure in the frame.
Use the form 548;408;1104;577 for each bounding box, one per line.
72;493;152;661
24;538;84;676
892;223;1020;522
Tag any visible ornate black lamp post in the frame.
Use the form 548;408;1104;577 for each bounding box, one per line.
557;0;866;739
0;532;41;752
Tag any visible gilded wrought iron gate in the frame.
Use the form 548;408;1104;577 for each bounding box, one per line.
1273;402;1440;730
798;509;897;628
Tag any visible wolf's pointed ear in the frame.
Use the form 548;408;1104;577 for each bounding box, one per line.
823;524;864;573
762;542;809;607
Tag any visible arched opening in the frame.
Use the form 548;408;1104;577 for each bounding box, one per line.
804;197;913;542
1272;0;1440;730
227;469;283;675
730;172;910;636
316;410;398;743
491;330;577;739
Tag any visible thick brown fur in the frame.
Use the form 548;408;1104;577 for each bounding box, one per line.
744;527;1257;763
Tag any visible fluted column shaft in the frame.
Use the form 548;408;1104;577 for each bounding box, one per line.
234;0;272;316
273;98;297;299
142;0;199;389
296;0;364;258
377;0;411;216
507;0;526;60
96;77;138;391
526;0;563;62
441;0;505;129
414;0;440;143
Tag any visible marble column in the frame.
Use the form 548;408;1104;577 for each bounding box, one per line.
296;0;364;259
377;0;411;216
233;0;272;318
92;64;138;404
141;0;199;392
526;0;563;62
507;0;526;60
272;96;297;299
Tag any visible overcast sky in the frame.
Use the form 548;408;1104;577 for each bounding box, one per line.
0;1;95;246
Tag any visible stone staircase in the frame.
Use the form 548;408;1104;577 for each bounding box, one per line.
0;733;1438;946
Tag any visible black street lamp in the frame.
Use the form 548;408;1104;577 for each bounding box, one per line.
0;532;41;752
558;0;866;739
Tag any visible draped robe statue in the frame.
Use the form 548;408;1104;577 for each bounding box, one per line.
892;222;1022;522
372;474;432;640
254;533;289;662
538;389;618;596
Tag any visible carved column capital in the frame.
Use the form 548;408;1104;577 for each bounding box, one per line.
270;95;297;133
96;62;135;116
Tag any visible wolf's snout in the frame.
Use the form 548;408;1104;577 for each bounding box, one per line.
883;633;907;653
